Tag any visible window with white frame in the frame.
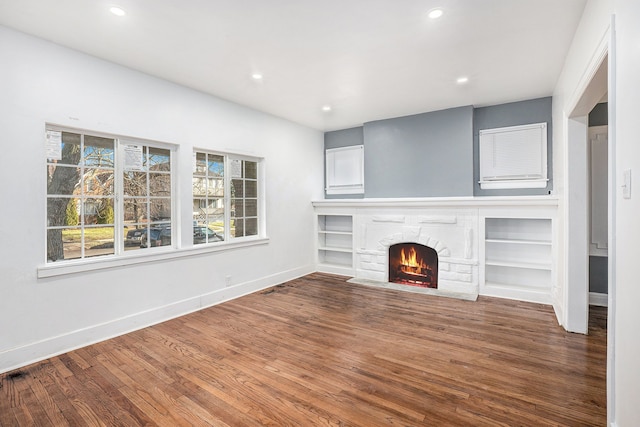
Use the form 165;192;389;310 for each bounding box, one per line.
479;122;548;189
192;151;260;243
46;126;174;262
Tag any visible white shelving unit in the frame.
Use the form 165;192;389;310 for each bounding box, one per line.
317;214;354;275
482;217;553;302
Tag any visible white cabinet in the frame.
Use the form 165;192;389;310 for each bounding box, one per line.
481;217;553;303
317;215;354;275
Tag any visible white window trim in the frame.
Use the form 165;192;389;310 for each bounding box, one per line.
325;145;365;195
42;125;270;276
479;122;548;190
192;149;265;242
37;237;270;278
45;124;179;263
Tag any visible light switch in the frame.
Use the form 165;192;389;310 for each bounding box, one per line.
622;169;632;199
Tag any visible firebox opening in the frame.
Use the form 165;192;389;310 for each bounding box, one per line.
388;243;438;289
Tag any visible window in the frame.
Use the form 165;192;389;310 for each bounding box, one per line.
46;126;174;263
193;151;260;244
479;122;548;189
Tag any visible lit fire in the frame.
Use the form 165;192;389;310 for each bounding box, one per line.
390;244;437;288
400;246;427;273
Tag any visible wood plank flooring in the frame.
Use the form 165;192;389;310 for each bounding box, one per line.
0;273;607;426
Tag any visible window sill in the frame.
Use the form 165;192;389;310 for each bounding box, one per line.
479;179;548;190
37;237;269;278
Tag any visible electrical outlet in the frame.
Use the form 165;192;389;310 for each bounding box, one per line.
225;275;232;287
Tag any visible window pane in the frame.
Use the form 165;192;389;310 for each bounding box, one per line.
47;197;77;227
149;173;171;196
231;179;243;197
47;165;81;195
124;226;146;249
140;225;171;248
150;198;171;222
245;180;257;198
124;198;148;223
84;135;114;168
245;218;258;236
84;226;114;258
208;178;224;196
232;218;244;238
124;171;147;196
193;177;207;196
245;199;257;217
245;161;257;179
193;225;224;245
83;198;114;225
208;155;224;176
84;168;114;196
58;132;82;166
208;200;225;231
148;147;170;171
194;152;207;175
232;199;244;217
50;228;81;261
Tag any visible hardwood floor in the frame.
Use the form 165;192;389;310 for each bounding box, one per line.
0;273;607;426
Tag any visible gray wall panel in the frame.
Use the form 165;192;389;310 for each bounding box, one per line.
589;102;608;127
323;98;553;199
363;106;474;198
589;256;608;294
324;126;364;149
473;97;553;196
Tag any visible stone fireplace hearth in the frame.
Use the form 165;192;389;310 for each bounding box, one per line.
355;211;478;297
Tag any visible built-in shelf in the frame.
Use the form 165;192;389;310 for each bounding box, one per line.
485;260;552;270
317;215;354;275
485;238;551;246
482;217;553;301
318;230;352;236
318;246;353;253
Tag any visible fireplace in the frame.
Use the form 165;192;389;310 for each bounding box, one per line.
388;243;438;288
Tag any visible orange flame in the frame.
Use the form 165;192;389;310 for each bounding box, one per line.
400;247;427;269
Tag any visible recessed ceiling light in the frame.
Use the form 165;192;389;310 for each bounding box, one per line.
428;8;444;19
251;73;263;81
322;105;332;112
456;76;469;84
109;6;126;17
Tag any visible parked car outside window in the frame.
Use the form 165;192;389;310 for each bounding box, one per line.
140;226;171;248
193;226;224;244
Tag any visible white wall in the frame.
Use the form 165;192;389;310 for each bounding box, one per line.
612;1;640;424
554;0;640;424
551;0;612;330
0;26;324;373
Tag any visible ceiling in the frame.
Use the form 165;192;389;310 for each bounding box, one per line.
0;0;587;131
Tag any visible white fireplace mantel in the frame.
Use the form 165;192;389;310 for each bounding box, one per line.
313;196;559;304
312;195;559;209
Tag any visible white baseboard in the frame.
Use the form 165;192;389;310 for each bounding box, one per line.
0;265;314;374
589;292;608;307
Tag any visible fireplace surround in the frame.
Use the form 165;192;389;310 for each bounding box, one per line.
314;197;558;303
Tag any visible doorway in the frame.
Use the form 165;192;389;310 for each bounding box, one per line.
566;54;608;334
